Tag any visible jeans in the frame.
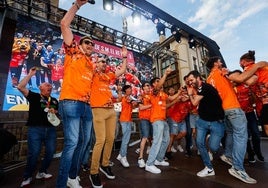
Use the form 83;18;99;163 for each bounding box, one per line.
146;120;170;166
23;126;56;179
82;128;95;165
196;118;224;169
119;122;132;157
246;111;262;157
224;108;248;171
56;100;93;188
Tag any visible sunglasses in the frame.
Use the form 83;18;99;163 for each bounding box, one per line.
83;40;94;46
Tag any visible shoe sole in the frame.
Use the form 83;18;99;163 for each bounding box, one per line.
228;169;257;184
197;172;215;177
99;168;115;179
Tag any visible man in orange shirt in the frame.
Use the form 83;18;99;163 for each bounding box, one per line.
89;47;128;188
206;57;267;184
145;66;179;174
56;1;95;187
239;50;268;136
117;85;138;168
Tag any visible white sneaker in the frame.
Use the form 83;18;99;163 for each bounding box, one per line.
208;151;213;161
177;145;184;152
117;154;129;167
20;177;32;187
35;172;52;179
67;176;82;188
146;146;151;154
197;167;215;177
138;158;146;168
154;160;169;166
171;146;177;153
220;154;232;166
145;164;161;174
228;167;257;184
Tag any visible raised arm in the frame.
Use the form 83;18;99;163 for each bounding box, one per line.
17;67;37;97
60;0;88;46
115;46;128;77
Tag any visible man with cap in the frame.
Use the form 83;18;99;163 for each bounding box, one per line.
56;1;94;187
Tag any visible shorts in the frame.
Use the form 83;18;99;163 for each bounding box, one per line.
139;119;153;138
167;117;187;135
260;103;268;125
189;114;199;129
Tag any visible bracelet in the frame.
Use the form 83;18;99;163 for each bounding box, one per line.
72;1;80;9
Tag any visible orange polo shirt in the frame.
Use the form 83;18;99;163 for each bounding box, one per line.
150;91;168;123
90;71;116;107
207;68;240;110
59;39;94;103
138;94;151;120
169;101;191;123
120;96;133;122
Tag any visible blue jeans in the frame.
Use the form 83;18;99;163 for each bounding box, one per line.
23;126;56;179
56;100;93;188
224;108;248;171
146;120;170;166
119;122;132;157
196;118;224;169
82;128;95;165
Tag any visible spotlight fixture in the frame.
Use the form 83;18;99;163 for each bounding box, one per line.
171;25;179;35
132;11;141;24
88;0;95;4
188;35;196;49
156;22;166;36
152;14;159;24
103;0;114;10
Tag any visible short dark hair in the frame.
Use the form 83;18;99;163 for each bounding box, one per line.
206;56;221;70
150;77;160;86
187;70;201;79
141;81;150;88
240;50;255;62
122;85;131;93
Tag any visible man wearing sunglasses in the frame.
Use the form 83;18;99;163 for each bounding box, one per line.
56;1;94;187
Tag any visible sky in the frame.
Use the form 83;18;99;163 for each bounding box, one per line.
59;0;268;71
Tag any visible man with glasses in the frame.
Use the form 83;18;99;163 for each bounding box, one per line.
56;1;95;187
89;48;128;188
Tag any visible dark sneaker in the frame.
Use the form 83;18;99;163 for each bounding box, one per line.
185;150;192;157
248;155;256;163
165;152;172;160
81;164;90;171
89;174;103;188
256;154;265;162
100;166;115;179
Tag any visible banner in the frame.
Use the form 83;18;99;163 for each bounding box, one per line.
2;15;153;111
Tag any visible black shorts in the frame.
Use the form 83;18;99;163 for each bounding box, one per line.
260;103;268;125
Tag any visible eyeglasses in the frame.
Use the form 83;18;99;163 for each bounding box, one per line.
83;40;94;46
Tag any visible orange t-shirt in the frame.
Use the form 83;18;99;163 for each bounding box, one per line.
207;68;240;110
138;94;151;120
150;91;168;123
59;39;94;103
169;101;191;123
119;96;133;122
90;71;116;107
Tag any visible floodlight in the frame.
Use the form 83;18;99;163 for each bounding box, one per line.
103;0;113;10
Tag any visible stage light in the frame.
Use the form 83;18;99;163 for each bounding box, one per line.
152;14;159;24
103;0;113;10
188;35;196;49
88;0;95;4
171;25;179;35
156;22;166;36
132;11;141;24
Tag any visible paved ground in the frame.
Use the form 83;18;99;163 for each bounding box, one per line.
1;138;268;188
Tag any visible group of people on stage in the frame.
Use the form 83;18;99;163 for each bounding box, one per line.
17;1;268;188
